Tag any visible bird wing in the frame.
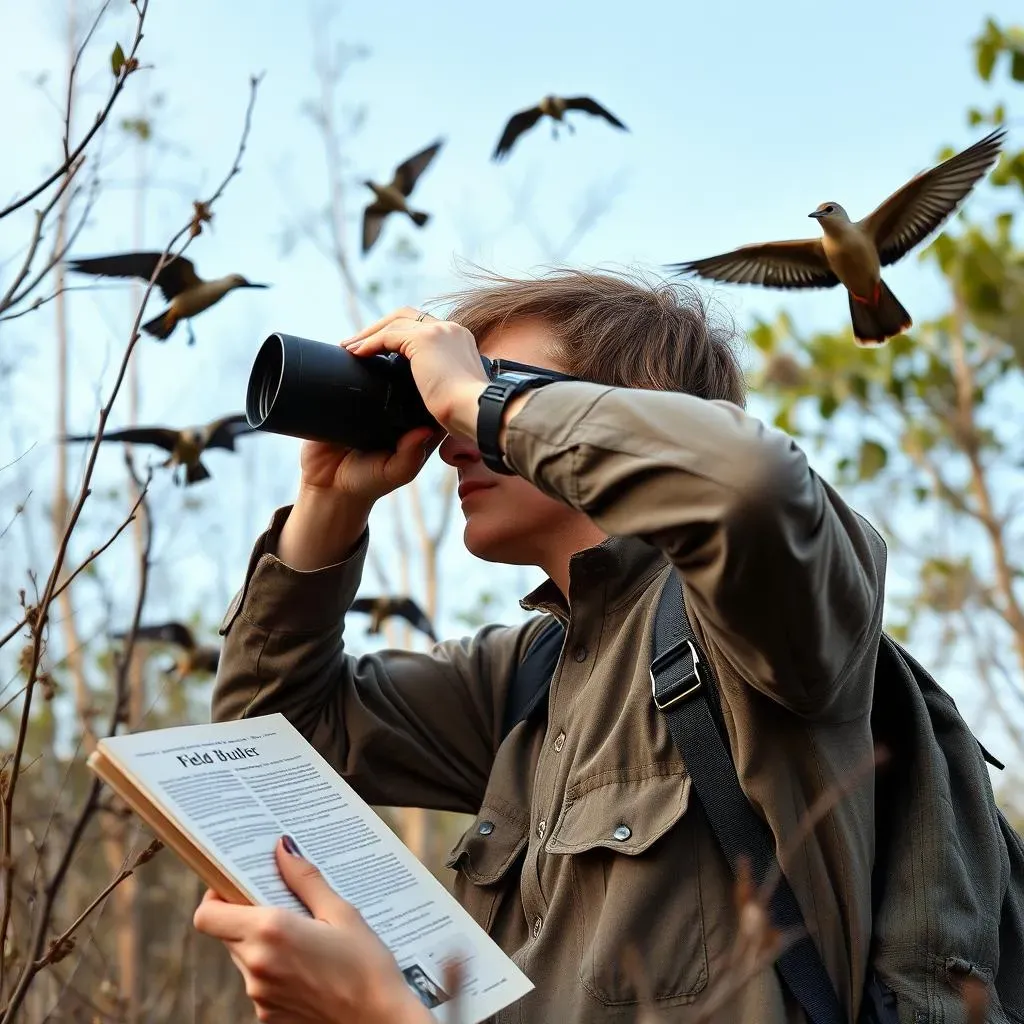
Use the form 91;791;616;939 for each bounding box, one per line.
393;597;437;642
492;106;546;160
67;252;200;301
669;238;839;290
860;127;1006;267
63;426;181;452
362;202;389;253
391;140;444;196
203;413;255;452
122;621;196;649
349;597;376;614
563;96;628;130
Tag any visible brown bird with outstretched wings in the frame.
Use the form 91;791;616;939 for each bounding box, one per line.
62;413;254;485
350;595;438;643
67;251;268;345
362;141;444;254
112;621;220;678
492;94;628;161
669;127;1006;345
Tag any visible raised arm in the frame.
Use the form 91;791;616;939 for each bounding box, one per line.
500;381;887;719
214;505;543;813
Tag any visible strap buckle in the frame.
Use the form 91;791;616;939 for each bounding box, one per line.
650;638;702;711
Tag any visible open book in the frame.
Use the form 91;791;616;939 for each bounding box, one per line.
87;713;533;1022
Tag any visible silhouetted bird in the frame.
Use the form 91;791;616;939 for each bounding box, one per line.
492;94;628;161
669;127;1005;346
112;621;220;678
67;252;269;345
62;413;254;485
350;596;437;643
362;141;444;254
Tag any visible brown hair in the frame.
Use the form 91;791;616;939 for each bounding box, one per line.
440;267;747;407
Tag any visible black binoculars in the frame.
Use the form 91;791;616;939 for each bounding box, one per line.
246;332;580;451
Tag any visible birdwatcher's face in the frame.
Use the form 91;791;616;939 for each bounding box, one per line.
439;318;586;566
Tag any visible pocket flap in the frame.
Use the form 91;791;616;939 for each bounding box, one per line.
444;799;529;885
546;766;691;856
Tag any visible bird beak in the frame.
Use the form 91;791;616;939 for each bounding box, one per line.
808;210;823;219
242;283;270;289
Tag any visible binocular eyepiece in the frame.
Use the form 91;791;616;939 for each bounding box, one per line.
246;333;492;451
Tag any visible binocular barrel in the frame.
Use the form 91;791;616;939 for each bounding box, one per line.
246;333;440;451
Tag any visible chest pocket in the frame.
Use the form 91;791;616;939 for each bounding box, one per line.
445;800;528;935
546;766;710;1007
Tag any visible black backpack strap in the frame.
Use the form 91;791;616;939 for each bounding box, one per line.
501;617;564;741
652;571;844;1024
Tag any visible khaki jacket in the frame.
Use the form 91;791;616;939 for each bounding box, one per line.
213;381;887;1023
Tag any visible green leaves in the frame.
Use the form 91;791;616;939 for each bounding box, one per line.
111;42;125;77
857;440;889;481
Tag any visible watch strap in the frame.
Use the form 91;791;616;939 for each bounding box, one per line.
477;375;547;475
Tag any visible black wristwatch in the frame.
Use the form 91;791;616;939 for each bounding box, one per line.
477;371;554;475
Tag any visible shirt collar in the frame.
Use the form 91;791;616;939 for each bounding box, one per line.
519;535;667;623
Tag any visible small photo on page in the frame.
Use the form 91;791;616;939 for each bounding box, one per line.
402;963;450;1009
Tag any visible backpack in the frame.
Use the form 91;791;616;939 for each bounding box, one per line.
502;570;1024;1024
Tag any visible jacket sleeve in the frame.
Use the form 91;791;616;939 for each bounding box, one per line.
502;382;887;719
211;506;544;814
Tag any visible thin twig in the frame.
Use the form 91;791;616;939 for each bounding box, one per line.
0;0;137;222
0;71;263;1020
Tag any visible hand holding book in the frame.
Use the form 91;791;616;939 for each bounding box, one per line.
193;835;435;1023
87;713;532;1023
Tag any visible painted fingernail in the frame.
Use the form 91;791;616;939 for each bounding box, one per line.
281;834;303;857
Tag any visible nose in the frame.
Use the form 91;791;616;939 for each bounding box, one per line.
439;433;482;467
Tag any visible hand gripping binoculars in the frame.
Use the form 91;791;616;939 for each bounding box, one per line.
245;332;575;452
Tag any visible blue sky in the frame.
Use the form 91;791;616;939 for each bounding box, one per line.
0;0;1020;754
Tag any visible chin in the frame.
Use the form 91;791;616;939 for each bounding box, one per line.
462;515;535;565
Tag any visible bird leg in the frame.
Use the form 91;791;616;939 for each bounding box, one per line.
567;121;576;135
186;321;196;347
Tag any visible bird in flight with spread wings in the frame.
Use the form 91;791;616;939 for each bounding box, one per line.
668;127;1006;346
362;140;444;255
62;413;255;486
350;595;438;644
67;252;269;346
492;94;628;161
112;621;220;678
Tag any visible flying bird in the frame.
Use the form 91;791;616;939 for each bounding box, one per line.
62;413;254;486
67;252;269;345
668;127;1006;346
350;596;437;643
362;140;443;254
112;621;220;678
492;94;628;161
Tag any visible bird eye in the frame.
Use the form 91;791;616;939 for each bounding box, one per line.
825;205;835;213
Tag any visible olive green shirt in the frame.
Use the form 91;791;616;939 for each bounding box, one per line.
213;381;887;1023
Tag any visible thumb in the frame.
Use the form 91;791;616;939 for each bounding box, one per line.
382;426;438;485
275;835;351;926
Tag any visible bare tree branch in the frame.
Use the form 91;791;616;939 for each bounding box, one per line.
0;0;137;222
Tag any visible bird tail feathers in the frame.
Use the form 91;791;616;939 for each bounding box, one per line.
849;280;912;347
142;307;177;340
185;460;211;486
409;210;429;228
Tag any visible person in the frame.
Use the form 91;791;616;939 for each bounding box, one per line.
195;269;886;1023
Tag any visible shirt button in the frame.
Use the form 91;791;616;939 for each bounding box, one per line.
553;731;565;752
572;644;588;663
478;820;494;836
536;819;547;839
613;825;632;842
532;916;543;938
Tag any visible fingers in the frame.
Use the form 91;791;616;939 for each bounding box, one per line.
342;307;430;345
343;322;421;359
274;836;357;927
193;891;254;942
381;427;438;485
